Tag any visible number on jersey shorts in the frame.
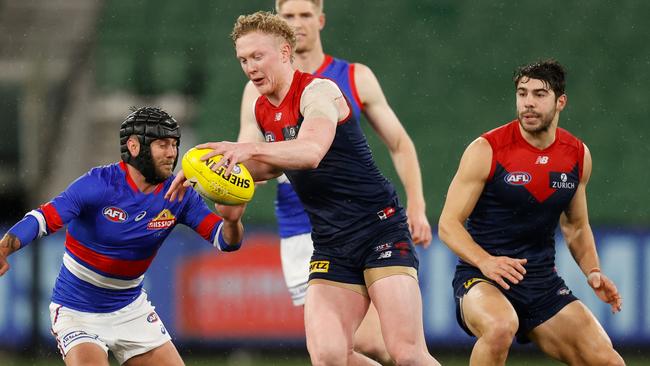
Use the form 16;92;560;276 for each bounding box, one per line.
49;292;171;364
280;232;314;306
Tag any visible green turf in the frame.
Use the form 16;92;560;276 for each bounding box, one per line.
1;351;647;365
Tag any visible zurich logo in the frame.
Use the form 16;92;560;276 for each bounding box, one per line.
504;172;531;186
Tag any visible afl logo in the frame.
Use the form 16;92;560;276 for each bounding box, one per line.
103;206;128;223
504;172;531;186
147;312;159;323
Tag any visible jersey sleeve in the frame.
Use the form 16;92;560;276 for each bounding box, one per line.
177;189;223;245
8;170;107;247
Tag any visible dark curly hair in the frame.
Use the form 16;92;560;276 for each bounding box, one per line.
514;59;566;99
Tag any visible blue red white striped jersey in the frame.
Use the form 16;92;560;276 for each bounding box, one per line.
256;70;399;246
275;55;363;238
463;120;584;273
34;162;224;312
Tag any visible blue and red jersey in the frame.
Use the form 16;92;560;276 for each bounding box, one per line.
463;120;584;274
256;70;399;246
15;162;228;313
275;56;363;238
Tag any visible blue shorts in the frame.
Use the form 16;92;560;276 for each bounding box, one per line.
308;214;419;287
452;264;578;343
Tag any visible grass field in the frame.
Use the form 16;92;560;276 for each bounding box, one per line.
2;350;648;365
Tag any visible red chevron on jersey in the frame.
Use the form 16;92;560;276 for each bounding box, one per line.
465;120;585;265
484;120;584;203
255;71;315;143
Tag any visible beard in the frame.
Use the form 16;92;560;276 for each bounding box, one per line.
154;160;175;180
517;109;554;134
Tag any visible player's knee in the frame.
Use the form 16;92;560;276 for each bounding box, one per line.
479;319;517;352
387;343;429;366
353;339;392;365
308;342;350;366
390;350;417;366
309;352;348;366
355;345;392;365
583;350;625;366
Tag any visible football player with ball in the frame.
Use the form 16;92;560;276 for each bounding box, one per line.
0;107;245;366
166;12;439;366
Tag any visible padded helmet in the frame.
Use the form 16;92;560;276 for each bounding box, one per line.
120;107;181;184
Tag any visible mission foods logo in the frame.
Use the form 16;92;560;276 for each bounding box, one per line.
147;209;176;230
504;172;531;186
103;206;128;223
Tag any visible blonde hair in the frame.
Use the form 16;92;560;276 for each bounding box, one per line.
275;0;323;13
231;11;296;51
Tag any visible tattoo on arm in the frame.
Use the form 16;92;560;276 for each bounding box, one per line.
1;234;21;254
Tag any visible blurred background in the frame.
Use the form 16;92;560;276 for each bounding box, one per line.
0;0;649;365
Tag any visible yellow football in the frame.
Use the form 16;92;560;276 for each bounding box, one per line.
181;148;255;205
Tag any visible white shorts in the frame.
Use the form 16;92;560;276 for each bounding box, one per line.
49;292;171;364
280;232;313;306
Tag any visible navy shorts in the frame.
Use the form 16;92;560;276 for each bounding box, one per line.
308;215;419;286
452;265;578;343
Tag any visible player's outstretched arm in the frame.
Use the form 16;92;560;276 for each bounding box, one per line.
197;79;343;177
560;145;622;313
354;63;431;246
0;233;21;276
215;204;246;248
438;138;527;290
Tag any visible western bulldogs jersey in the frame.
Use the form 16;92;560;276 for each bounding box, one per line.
257;70;399;246
463;120;584;273
275;55;363;238
33;162;226;312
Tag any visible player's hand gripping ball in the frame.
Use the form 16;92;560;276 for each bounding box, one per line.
181;148;255;205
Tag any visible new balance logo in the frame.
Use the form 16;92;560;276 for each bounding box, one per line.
535;156;549;164
378;251;392;259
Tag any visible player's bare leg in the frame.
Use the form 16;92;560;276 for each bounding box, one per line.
528;301;625;365
305;282;381;366
368;273;440;366
461;282;518;366
123;341;185;366
64;343;110;366
354;302;393;365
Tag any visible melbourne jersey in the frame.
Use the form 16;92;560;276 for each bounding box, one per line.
256;70;398;246
463;120;584;274
275;55;363;238
34;162;224;313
